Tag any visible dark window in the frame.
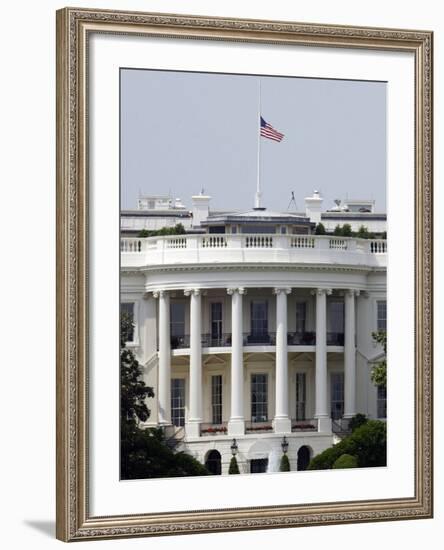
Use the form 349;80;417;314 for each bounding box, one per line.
331;372;344;420
296;372;306;420
377;386;387;418
251;301;268;338
205;450;222;475
328;301;344;333
296;302;306;334
377;300;387;331
121;302;134;342
241;225;275;234
211;375;223;425
209;226;225;234
211;302;223;345
251;374;268;422
171;378;185;427
250;458;268;473
170;302;185;347
297;446;311;471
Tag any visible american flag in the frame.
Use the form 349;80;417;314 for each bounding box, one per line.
260;116;284;142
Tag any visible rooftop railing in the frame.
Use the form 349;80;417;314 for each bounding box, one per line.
121;234;387;269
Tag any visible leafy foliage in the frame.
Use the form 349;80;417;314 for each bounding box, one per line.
279;454;290;472
341;223;352;237
348;413;368;432
121;426;209;479
308;420;386;470
333;453;358;469
229;456;240;474
315;222;326;235
371;330;387;389
138;223;186;238
120;311;154;428
120;312;209;479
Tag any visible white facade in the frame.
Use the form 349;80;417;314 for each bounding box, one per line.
121;202;387;474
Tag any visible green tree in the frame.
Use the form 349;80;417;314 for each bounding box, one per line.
371;330;387;389
120;312;154;429
120;312;209;479
315;222;326;235
308;420;386;470
229;456;240;474
342;223;353;237
137;223;186;239
333;454;358;469
121;427;209;479
356;225;370;239
348;413;368;432
279;454;290;472
333;224;343;236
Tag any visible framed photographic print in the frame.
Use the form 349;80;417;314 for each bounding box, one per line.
56;7;433;542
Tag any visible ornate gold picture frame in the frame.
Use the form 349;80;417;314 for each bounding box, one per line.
56;7;433;542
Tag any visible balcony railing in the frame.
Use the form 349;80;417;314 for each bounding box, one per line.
243;332;275;346
201;333;232;347
291;418;318;432
121;234;387;269
169;331;345;350
200;422;228;436
245;421;273;433
327;332;345;346
287;331;316;345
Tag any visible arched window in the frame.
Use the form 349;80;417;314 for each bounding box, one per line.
297;446;312;471
205;450;222;475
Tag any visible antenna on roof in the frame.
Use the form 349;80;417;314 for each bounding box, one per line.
287;191;298;211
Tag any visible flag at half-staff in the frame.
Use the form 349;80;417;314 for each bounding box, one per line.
260;116;285;142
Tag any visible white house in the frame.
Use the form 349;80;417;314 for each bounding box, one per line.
120;191;387;475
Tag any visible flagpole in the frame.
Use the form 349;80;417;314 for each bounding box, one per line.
255;79;262;209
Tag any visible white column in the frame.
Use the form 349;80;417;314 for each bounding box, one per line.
154;290;171;426
344;289;359;418
273;287;292;433
227;287;246;435
312;288;332;432
185;288;202;437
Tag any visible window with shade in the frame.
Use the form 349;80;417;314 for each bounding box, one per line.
251;374;268;423
377;300;387;331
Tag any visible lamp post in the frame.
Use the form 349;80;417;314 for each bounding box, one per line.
281;436;289;455
230;438;238;456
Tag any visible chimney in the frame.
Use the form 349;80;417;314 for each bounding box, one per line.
304;190;323;224
191;192;211;226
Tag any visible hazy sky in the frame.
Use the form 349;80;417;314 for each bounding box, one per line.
120;69;386;213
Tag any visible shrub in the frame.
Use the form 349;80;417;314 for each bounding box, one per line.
308;420;386;470
279;454;290;472
349;413;368;432
333;224;343;236
342;223;353;237
137;223;186;238
229;456;240;474
315;222;326;235
356;225;369;239
333;454;358;469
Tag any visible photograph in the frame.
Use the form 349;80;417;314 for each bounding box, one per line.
119;68;388;479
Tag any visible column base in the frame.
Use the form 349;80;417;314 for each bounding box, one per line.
316;416;332;433
185;421;201;438
228;419;245;436
273;417;292;434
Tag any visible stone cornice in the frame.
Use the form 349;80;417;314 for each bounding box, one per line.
121;262;385;276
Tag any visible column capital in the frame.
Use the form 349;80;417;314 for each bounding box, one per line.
311;288;332;296
152;289;168;299
227;287;247;296
184;288;201;297
273;287;292;295
342;289;361;298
